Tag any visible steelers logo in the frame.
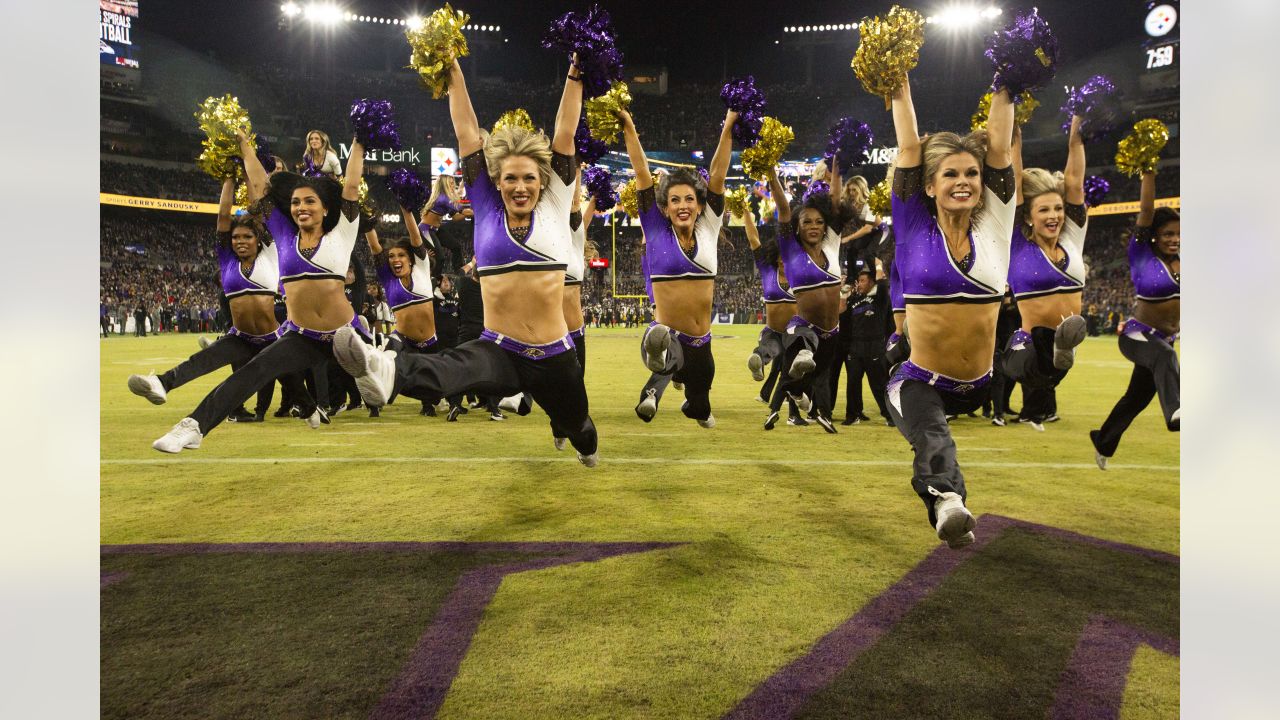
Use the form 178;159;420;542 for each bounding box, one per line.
1144;4;1177;37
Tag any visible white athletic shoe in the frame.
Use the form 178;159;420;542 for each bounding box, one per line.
747;353;764;382
932;491;977;547
1095;451;1108;470
788;392;812;415
152;417;202;453
643;324;672;373
128;373;167;405
698;414;716;429
333;326;396;407
197;336;214;350
789;349;816;379
303;406;329;429
1170;408;1180;430
577;452;599;468
1053;314;1088;370
498;393;524;414
636;389;658;421
948;531;976;549
554;437;568;451
1026;420;1045;432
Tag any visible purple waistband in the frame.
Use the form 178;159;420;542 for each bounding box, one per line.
648;320;712;348
282;315;371;344
786;315;839;340
885;331;902;350
894;360;992;395
1122;317;1179;344
569;325;586;341
1007;328;1033;350
228;326;283;347
392;331;438;350
481;329;575;360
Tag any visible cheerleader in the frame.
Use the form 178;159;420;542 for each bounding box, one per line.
762;167;847;434
620;107;735;428
1090;167;1179;468
1001;118;1090;423
333;57;599;465
301;129;342;178
884;75;1016;548
150;131;373;453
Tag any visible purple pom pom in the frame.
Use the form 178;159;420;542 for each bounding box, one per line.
826;117;875;174
985;8;1059;99
231;136;276;174
582;165;618;212
349;98;401;151
1061;74;1125;144
541;5;625;99
1083;175;1110;207
720;77;768;147
575;118;609;164
696;167;710;185
802;180;830;204
385;167;431;215
301;156;325;178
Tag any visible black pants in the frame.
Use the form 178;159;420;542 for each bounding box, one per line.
769;325;838;419
988;347;1012;417
1092;333;1180;457
887;374;988;526
396;339;598;455
753;327;786;366
160;334;298;417
1003;327;1068;389
189;331;327;435
386;336;460;411
844;353;890;419
548;333;588;438
640;331;715;422
134;312;146;337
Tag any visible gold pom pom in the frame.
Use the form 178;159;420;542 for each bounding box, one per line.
970;91;1039;132
195;94;252;179
406;3;471;100
868;179;891;218
1115;118;1169;177
234;181;249;209
851;5;926;110
724;186;751;217
757;193;776;222
617;178;639;219
584;81;632;144
492;108;535;134
739;117;795;181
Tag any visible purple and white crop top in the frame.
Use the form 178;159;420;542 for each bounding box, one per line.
778;226;841;293
753;245;795;304
462;150;574;277
565;211;587;285
265;204;361;283
889;260;905;313
891;164;1016;304
375;245;434;312
639;186;724;281
1007;204;1088;299
217;232;279;298
1129;224;1180;302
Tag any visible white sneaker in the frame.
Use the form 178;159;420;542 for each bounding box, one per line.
1095;451;1108;470
643;324;671;373
788;392;812;414
948;531;976;549
698;414;716;429
1053;314;1088;370
303;406;329;429
499;393;524;414
636;389;658;421
1170;408;1180;430
748;353;764;382
333;326;396;407
197;336;213;350
1026;421;1045;432
789;349;816;379
577;452;599;468
553;437;567;451
152;417;202;453
932;491;977;547
128;374;167;405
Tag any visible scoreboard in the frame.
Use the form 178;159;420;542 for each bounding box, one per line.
100;0;140;70
1142;3;1178;73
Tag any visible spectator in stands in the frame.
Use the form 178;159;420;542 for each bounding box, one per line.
302;130;343;177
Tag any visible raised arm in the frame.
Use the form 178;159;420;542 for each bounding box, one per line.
1137;171;1156;227
364;229;382;255
619;110;653;191
741;207;760;250
446;60;482;156
985;87;1014;169
343;138;364;202
552;54;583;156
217;176;234;231
1012;124;1024;204
891;73;921;168
401;207;423;249
236;129;269;202
707;110;736;194
1062;115;1085;206
768;170;791;226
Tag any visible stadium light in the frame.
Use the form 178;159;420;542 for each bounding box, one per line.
304;3;343;25
926;5;1002;28
281;2;301;18
407;15;422;30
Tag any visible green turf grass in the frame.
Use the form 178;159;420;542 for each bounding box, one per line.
102;326;1178;718
1121;645;1181;720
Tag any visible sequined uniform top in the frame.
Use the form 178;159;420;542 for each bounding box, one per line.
266;203;362;283
890;164;1016;304
777;226;841;293
462;150;575;277
639;187;724;281
1007;203;1088;299
217;231;279;298
752;244;795;303
889;259;905;313
1129;223;1180;301
375;244;434;312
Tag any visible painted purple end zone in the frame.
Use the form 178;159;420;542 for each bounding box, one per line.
1050;616;1179;720
723;515;1178;720
101;571;128;589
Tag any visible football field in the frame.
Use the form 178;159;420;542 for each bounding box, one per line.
100;325;1179;719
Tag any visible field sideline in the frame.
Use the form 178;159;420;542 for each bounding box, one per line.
101;325;1179;719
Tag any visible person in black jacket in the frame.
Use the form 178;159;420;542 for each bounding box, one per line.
841;258;891;425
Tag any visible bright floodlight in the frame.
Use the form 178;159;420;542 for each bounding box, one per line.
281;2;301;17
984;6;1002;18
407;15;423;30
